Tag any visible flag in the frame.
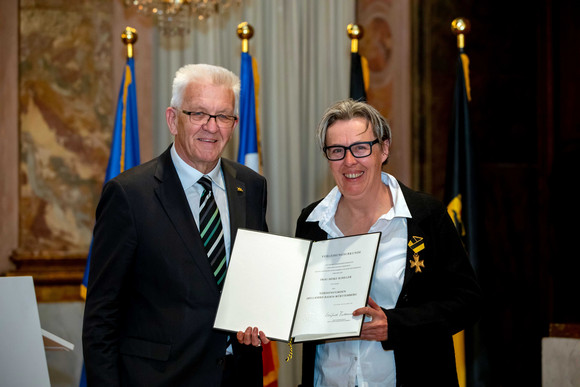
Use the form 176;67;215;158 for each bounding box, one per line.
237;51;278;387
349;51;369;102
445;50;477;387
237;51;260;173
79;55;140;387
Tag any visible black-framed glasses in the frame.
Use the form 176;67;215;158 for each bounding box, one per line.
323;139;380;161
180;110;238;128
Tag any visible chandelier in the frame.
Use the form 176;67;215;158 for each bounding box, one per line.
125;0;242;35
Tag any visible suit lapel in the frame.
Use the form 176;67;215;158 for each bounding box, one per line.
222;159;246;249
153;148;217;291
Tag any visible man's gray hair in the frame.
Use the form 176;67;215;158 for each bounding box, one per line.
170;64;241;114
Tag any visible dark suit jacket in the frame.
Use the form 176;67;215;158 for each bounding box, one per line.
296;182;482;387
83;146;268;387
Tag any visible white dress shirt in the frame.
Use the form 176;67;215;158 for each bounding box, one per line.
306;172;412;387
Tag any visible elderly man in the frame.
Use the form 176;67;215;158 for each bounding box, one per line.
83;64;268;386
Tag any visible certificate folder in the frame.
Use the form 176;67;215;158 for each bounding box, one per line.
214;229;381;342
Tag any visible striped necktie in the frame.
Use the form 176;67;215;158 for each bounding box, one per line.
198;176;227;290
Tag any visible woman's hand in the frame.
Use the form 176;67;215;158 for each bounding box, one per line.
353;297;388;341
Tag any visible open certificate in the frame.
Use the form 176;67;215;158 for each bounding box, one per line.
213;229;381;342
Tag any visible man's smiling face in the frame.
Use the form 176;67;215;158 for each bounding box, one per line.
166;81;237;174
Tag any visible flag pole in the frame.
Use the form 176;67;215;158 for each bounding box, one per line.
79;26;140;387
118;27;138;175
236;26;277;385
347;23;363;54
237;21;253;53
347;23;368;102
450;19;487;387
451;18;471;102
236;22;263;173
122;27;138;59
451;18;470;51
450;18;470;387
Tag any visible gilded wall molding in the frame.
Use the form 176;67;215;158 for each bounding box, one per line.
6;250;86;302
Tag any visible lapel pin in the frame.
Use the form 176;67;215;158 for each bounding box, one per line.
237;187;244;192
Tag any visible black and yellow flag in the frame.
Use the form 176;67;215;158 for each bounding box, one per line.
350;51;369;102
445;52;477;270
445;50;480;387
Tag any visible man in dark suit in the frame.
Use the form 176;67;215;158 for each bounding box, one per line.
83;64;268;386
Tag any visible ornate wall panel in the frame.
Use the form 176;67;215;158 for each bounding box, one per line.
10;0;114;300
358;0;412;185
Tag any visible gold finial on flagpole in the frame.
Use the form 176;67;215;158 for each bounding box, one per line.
237;22;254;53
121;27;138;58
347;24;364;54
451;18;470;50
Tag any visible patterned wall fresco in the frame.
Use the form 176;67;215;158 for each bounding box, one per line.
358;0;412;184
359;0;394;118
19;0;113;254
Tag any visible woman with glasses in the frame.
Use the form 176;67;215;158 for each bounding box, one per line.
296;99;482;387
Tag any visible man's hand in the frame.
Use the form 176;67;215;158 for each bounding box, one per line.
236;326;270;347
353;297;388;341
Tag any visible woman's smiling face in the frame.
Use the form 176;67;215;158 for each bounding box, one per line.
325;117;389;200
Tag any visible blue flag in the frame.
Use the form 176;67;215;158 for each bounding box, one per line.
237;51;279;386
79;56;140;387
237;52;259;173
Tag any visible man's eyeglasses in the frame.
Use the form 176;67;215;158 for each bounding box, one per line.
323;139;380;161
179;110;238;128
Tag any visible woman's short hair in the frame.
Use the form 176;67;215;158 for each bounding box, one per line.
170;64;241;114
316;99;392;151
